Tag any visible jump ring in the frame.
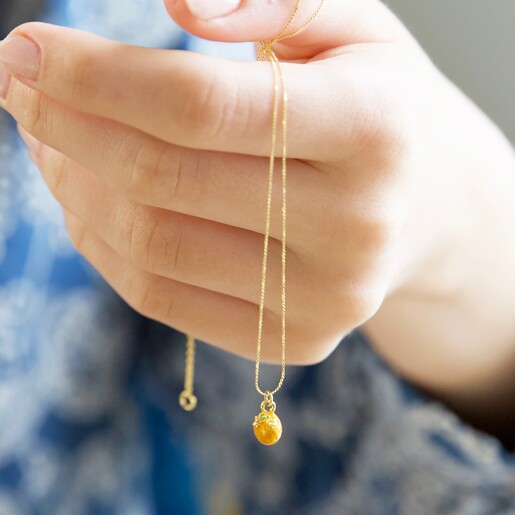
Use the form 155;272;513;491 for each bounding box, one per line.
179;391;198;411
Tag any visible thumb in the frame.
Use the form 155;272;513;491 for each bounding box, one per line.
164;0;411;59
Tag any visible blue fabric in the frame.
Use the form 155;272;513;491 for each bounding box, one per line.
0;1;195;513
2;1;515;514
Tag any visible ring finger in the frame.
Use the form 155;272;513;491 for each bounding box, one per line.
63;209;287;362
29;141;308;314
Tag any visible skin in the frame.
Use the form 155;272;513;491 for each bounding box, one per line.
1;0;515;437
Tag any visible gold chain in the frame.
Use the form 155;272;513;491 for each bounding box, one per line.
252;0;324;444
180;1;325;445
179;334;197;411
254;44;286;397
255;0;325;398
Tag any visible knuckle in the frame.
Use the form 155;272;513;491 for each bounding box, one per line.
291;288;382;365
342;192;405;257
288;325;343;366
286;287;383;366
355;211;400;256
352;79;415;167
126;209;182;274
329;279;385;332
127;209;155;267
180;66;237;142
46;152;71;198
124;272;159;318
164;149;203;207
121;136;202;208
123;136;171;202
146;219;183;275
19;87;48;136
318;270;387;332
60;47;101;105
346;282;384;325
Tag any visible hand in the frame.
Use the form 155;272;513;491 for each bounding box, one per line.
2;0;515;421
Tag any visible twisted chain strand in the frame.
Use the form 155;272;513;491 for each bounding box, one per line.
181;0;325;410
276;0;325;42
255;0;325;398
184;334;196;392
254;53;281;397
257;0;302;60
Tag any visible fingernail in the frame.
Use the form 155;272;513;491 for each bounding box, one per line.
18;125;42;158
0;35;41;81
0;61;10;100
185;0;241;20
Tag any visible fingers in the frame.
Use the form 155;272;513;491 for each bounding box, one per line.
12;87;331;248
28;138;312;313
0;22;390;161
63;209;285;362
165;0;411;58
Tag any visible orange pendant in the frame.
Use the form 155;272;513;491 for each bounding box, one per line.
253;393;282;445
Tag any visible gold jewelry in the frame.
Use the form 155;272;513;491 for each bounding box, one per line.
180;0;325;447
179;334;197;411
252;0;325;446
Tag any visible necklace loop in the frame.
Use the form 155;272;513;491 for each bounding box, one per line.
254;0;325;399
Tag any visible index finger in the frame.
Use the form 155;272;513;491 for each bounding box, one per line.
0;22;398;161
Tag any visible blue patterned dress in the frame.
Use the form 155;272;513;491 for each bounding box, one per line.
1;1;515;514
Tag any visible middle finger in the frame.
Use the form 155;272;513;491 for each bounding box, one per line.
12;80;327;249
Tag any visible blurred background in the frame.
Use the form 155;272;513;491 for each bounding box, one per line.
387;0;515;144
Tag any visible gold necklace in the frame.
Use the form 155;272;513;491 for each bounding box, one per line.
179;0;325;446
